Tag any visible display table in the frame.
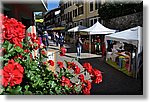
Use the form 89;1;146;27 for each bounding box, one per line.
106;51;132;77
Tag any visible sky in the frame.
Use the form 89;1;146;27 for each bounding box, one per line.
47;0;60;11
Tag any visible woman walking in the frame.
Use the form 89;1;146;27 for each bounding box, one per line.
76;36;83;57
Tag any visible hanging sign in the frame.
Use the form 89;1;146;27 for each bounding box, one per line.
47;50;56;72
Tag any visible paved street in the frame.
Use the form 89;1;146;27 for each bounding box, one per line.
79;57;142;95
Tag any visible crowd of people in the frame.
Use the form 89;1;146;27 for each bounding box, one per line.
37;30;65;50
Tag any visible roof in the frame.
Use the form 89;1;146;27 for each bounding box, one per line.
80;21;116;35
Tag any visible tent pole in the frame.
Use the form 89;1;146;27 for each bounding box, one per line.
89;33;91;53
135;45;139;79
74;32;75;44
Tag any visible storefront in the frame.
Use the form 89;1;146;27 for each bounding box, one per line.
105;26;143;78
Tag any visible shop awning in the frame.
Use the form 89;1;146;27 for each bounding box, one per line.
68;25;87;32
47;27;65;31
35;19;44;23
52;27;65;30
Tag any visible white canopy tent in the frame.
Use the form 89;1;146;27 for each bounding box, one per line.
80;21;116;34
105;26;142;54
68;25;87;32
67;25;87;44
80;21;116;53
105;26;143;78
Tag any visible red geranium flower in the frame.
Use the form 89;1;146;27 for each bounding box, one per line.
92;68;102;84
1;59;24;87
43;61;47;65
41;50;46;55
2;16;25;48
82;63;93;74
82;80;91;95
60;47;67;56
79;74;84;82
30;54;32;58
67;62;72;69
57;61;64;68
24;49;30;53
48;60;54;66
74;66;80;74
82;87;90;95
61;76;72;87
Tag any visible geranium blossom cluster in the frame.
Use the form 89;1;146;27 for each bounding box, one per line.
27;33;41;50
56;61;102;95
60;47;67;56
1;14;25;48
0;59;24;87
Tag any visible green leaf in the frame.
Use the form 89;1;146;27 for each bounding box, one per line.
6;86;11;92
7;41;13;51
8;46;14;53
15;46;23;53
55;86;62;94
0;87;4;94
25;85;29;91
10;86;22;94
74;85;82;94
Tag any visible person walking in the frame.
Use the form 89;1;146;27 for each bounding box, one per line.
55;32;59;46
59;33;64;47
43;31;49;50
76;36;83;57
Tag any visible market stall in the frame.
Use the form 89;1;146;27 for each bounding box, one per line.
67;25;87;43
105;26;143;78
80;21;116;55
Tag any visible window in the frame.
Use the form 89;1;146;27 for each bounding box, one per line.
90;17;100;26
74;0;78;5
69;11;72;21
90;1;93;12
78;6;83;15
73;10;75;17
98;18;101;22
75;9;77;17
95;0;98;10
90;19;93;26
67;12;69;19
95;0;101;10
94;18;97;24
80;21;83;25
74;22;77;27
78;0;83;6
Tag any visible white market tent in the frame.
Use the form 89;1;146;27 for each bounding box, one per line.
80;21;116;53
68;25;87;32
80;21;116;34
105;26;143;78
67;25;87;44
105;26;142;54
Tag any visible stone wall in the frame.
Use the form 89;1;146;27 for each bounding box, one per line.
103;12;143;31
